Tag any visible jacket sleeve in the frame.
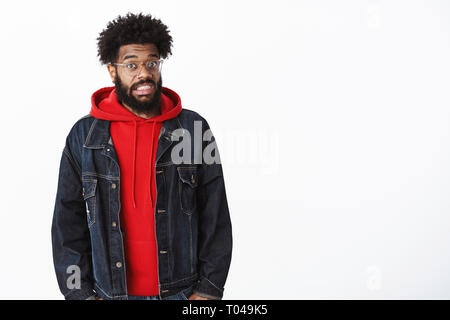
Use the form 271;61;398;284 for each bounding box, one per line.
193;119;233;300
51;137;95;300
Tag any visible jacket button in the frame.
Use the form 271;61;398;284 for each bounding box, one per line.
112;221;117;228
111;183;116;189
116;262;122;268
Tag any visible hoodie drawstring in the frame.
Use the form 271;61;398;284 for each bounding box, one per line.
149;121;156;208
132;120;137;208
131;119;157;209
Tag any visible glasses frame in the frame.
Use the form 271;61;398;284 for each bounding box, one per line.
111;58;164;75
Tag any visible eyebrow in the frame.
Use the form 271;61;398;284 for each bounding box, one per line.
123;53;159;61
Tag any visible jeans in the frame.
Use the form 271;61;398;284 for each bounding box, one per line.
128;287;192;300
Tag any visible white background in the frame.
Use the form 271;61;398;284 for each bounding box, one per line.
0;0;449;299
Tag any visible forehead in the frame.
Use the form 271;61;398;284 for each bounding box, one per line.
117;43;159;61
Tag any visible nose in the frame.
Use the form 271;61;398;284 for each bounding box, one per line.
136;63;153;79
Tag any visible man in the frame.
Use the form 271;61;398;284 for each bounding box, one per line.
51;12;232;300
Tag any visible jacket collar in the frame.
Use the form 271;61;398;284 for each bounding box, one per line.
83;116;182;149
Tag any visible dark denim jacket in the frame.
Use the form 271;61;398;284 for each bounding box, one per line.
51;109;232;300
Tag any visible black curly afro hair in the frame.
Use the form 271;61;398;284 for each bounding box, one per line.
97;12;173;65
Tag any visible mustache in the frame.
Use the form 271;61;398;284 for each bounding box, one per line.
131;80;156;90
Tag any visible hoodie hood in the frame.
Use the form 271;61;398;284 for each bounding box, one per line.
90;86;182;122
89;86;182;208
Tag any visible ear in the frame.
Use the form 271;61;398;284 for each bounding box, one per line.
107;64;117;84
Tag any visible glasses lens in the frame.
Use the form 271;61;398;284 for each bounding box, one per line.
122;63;137;75
121;60;163;74
146;60;162;72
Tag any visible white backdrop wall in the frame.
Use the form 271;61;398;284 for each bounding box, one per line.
0;0;449;299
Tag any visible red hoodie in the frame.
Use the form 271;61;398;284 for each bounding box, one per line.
89;86;182;296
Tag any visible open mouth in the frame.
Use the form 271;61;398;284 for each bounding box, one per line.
132;83;154;96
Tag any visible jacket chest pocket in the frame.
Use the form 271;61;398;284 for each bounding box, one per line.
177;167;198;215
82;179;97;228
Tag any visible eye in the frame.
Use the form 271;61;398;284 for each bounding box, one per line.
126;63;137;69
147;61;158;68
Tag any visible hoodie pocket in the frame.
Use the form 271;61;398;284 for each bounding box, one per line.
82;179;97;228
177;167;198;215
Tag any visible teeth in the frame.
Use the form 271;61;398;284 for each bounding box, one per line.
136;85;152;90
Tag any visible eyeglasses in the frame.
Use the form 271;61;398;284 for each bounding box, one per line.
111;59;164;75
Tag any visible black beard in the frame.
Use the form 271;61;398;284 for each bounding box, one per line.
114;73;163;116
